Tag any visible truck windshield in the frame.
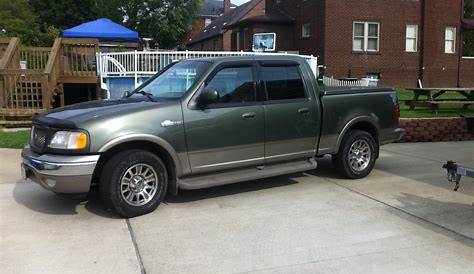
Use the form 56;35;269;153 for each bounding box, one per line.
132;60;211;99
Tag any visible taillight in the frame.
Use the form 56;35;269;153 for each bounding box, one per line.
393;103;400;123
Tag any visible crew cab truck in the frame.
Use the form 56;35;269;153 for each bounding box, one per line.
22;56;404;217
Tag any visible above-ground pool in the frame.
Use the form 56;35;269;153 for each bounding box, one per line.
105;77;150;99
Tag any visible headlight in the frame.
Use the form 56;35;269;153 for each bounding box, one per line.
49;131;88;150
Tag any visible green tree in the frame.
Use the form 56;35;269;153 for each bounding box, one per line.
29;0;123;31
29;0;202;48
466;0;474;17
464;0;474;56
117;0;203;48
0;0;44;45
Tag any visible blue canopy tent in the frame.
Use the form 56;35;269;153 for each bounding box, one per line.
63;18;139;41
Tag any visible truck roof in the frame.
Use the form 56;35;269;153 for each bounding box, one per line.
187;54;308;63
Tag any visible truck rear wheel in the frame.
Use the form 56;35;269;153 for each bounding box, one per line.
333;130;377;179
99;149;167;217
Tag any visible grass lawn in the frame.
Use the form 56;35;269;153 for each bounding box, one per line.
0;130;30;149
397;89;474;118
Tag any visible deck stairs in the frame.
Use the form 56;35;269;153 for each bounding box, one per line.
0;37;99;126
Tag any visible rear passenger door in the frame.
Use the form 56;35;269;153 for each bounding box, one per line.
259;61;319;163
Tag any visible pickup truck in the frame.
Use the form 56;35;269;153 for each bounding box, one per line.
21;56;404;217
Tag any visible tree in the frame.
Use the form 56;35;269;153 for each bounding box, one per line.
29;0;123;31
0;0;46;45
464;0;474;56
118;0;203;48
29;0;202;49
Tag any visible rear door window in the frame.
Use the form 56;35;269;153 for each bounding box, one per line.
261;66;307;101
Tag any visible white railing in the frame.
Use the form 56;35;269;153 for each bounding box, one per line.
322;76;375;87
96;50;318;88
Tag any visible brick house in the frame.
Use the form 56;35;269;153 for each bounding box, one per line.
187;0;268;51
186;0;237;43
189;0;474;88
265;0;472;87
272;0;474;87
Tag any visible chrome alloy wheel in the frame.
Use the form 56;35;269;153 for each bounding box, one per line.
120;163;159;206
348;139;371;172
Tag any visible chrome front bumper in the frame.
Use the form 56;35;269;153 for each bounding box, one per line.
21;146;100;194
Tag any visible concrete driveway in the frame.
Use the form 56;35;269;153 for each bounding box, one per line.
0;142;473;274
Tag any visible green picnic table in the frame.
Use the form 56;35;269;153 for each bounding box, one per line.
405;88;474;113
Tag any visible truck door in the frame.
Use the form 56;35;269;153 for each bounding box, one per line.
183;62;265;174
258;61;320;164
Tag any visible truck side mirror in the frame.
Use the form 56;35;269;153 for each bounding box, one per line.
198;86;219;107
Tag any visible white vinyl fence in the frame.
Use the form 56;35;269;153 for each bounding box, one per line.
96;50;319;88
322;76;377;87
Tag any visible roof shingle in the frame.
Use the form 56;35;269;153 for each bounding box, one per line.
189;0;262;45
201;0;237;17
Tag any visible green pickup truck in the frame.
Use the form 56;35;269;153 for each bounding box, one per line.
22;56;404;217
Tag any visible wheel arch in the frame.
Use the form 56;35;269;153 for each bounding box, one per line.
335;116;380;155
94;135;182;195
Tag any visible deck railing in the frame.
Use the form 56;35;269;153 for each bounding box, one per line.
0;38;11;61
19;47;51;70
0;37;20;69
61;38;99;78
97;50;319;87
0;70;48;112
0;37;99;118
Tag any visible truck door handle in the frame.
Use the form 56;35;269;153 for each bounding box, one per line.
241;112;256;119
298;108;310;114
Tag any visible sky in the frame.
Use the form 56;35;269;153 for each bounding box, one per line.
232;0;250;5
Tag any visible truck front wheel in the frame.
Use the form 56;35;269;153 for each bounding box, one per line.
99;149;168;217
333;130;377;179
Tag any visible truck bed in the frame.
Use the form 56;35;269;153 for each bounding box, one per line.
316;86;401;156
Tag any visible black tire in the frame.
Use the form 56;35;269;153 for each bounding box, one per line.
333;130;377;179
99;149;168;218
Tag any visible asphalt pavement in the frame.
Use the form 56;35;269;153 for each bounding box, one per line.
1;142;473;274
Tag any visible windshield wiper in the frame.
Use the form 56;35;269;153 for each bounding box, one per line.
129;90;156;102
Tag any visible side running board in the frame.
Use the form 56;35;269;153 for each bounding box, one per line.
178;158;317;190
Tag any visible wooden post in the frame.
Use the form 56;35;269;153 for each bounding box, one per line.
59;84;65;107
0;37;20;70
41;74;51;109
0;77;4;108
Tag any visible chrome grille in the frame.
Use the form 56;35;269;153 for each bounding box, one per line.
31;126;48;151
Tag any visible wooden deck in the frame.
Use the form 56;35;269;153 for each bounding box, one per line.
0;37;99;125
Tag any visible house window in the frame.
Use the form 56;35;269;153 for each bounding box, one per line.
204;18;212;27
445;27;456;53
353;22;379;52
302;23;311;38
406;25;418;52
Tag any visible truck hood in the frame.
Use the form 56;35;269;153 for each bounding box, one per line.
34;98;173;128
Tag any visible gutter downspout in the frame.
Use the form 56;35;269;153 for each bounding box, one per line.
419;0;426;86
458;0;465;87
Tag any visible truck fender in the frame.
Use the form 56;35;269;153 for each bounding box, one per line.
335;116;380;154
98;134;183;178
